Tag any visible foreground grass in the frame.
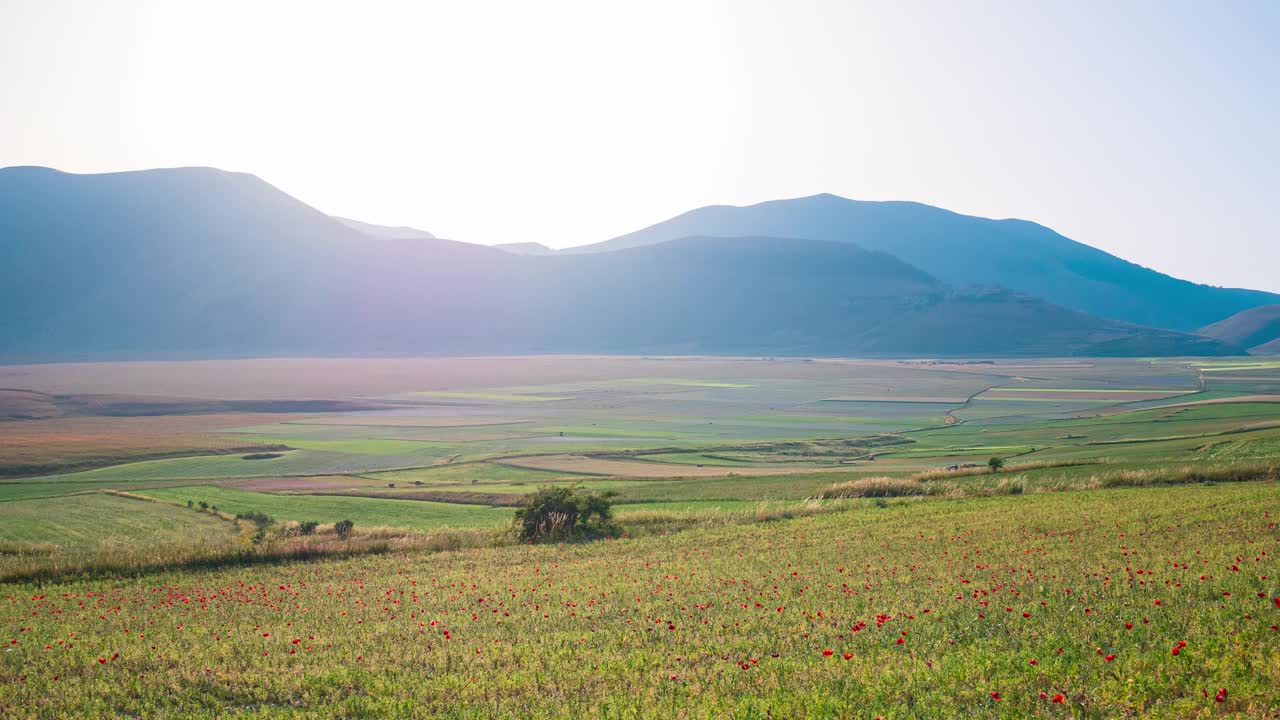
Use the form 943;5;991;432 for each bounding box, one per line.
0;482;1276;718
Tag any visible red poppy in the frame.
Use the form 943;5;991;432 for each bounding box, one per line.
822;648;833;657
1052;694;1065;704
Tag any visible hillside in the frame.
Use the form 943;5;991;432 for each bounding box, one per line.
333;216;436;239
494;241;556;255
1200;304;1280;353
0;167;1237;360
569;194;1278;331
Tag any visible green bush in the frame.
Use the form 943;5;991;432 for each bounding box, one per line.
513;486;621;543
235;511;274;527
299;521;319;536
334;519;355;539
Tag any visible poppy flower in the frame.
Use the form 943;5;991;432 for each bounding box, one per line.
1104;654;1115;662
1052;694;1065;704
989;692;1001;701
822;648;833;657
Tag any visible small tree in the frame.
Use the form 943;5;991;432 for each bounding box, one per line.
186;500;194;509
988;456;1006;474
513;486;620;543
299;521;319;536
198;500;209;511
334;519;355;539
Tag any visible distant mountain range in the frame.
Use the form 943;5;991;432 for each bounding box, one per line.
573;194;1279;332
1201;305;1280;354
0;166;1262;361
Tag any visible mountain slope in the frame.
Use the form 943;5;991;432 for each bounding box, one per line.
1200;305;1280;353
0;167;1238;360
494;242;555;255
569;194;1278;331
503;236;1231;357
334;216;436;240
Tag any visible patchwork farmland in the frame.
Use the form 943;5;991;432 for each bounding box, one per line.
1;356;1278;717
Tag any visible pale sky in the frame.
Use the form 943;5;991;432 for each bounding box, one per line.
2;1;1278;291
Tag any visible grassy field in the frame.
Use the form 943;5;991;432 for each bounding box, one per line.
0;493;236;550
3;357;1280;717
1;482;1276;718
134;485;514;530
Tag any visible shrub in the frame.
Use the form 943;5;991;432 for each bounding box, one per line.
334;519;355;539
235;511;274;527
185;500;193;509
299;521;320;536
513;486;621;543
988;456;1006;473
198;501;209;511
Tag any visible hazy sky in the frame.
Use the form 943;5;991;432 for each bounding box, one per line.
3;1;1278;290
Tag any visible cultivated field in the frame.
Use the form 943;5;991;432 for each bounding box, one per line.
2;484;1277;718
2;356;1279;717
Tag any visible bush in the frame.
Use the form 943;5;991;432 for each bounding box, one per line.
334;519;355;539
299;521;320;536
988;456;1006;473
198;501;209;511
513;486;621;542
235;511;274;527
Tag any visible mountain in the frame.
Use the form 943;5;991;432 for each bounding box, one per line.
568;194;1278;331
494;242;555;255
334;216;436;240
1200;305;1280;354
1252;338;1280;355
504;236;1231;357
0;167;1239;361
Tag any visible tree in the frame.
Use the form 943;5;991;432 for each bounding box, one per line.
988;456;1006;474
513;486;621;542
334;519;355;539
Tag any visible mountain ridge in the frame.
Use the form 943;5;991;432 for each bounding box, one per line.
568;193;1278;330
1200;305;1280;354
0;166;1245;361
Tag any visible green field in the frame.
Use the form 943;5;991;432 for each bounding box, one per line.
1;483;1276;718
3;357;1280;717
0;493;235;551
135;485;514;529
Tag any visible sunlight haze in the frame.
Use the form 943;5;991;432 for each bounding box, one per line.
2;0;1277;290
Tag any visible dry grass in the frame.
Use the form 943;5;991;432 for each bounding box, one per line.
820;476;927;498
614;499;849;536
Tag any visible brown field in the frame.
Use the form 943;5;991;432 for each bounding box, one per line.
0;414;293;477
0;356;886;399
286;416;534;428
